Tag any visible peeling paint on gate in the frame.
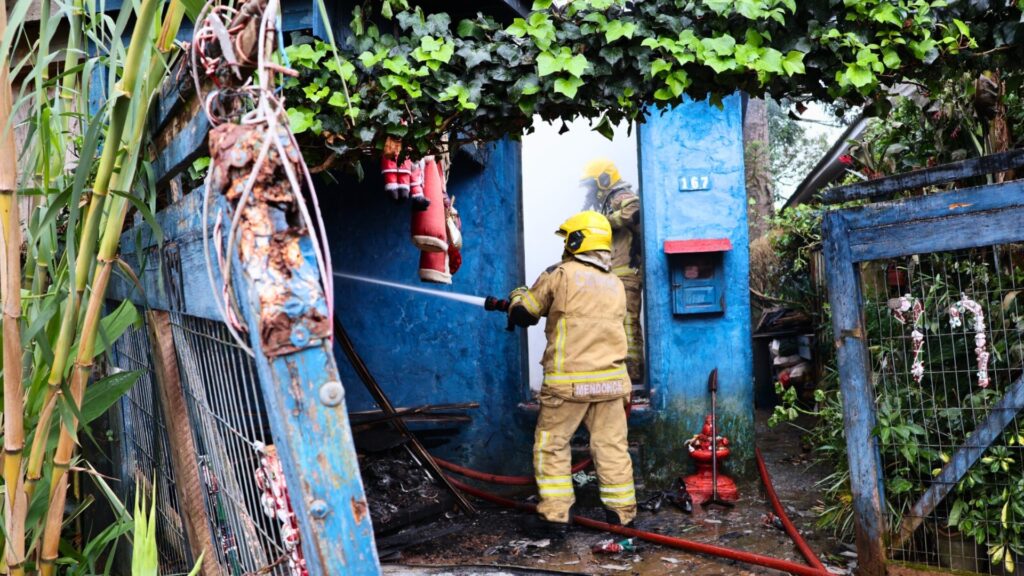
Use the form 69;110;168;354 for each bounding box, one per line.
207;122;331;358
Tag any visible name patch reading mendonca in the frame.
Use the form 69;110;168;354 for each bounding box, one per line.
574;381;625;397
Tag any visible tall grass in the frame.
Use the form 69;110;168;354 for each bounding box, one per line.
0;0;195;570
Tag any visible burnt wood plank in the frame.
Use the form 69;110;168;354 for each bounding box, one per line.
848;205;1024;262
823;149;1024;204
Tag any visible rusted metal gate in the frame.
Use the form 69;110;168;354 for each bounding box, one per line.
106;11;380;573
821;151;1024;575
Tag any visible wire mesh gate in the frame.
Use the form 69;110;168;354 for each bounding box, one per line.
862;247;1024;573
822;163;1024;575
111;322;194;573
111;312;295;575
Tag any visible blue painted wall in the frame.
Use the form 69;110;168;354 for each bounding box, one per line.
324;141;534;473
637;96;755;479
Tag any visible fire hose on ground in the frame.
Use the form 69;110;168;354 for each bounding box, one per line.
440;452;832;576
433;456;592;486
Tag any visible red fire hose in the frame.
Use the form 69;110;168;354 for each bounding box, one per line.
755;447;829;572
437;451;830;576
446;475;831;576
433;457;593;486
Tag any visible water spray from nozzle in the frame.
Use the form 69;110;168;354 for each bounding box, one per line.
333;272;516;331
334;272;498;308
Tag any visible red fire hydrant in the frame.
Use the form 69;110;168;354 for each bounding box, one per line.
683;414;739;504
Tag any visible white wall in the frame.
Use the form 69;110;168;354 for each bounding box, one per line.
520;117;639;392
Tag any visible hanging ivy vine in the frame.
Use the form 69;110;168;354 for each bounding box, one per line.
280;0;1024;170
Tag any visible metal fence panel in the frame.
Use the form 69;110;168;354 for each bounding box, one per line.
111;321;195;573
860;246;1024;574
170;312;292;575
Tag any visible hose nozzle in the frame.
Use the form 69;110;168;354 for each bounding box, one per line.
484;296;510;312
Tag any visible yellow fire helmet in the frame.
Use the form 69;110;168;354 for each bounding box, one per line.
580;158;622;192
556;211;613;254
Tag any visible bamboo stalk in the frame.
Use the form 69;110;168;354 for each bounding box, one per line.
35;0;161;423
39;2;184;569
0;0;26;572
26;0;167;503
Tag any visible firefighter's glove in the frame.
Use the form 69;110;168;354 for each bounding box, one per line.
506;287;540;329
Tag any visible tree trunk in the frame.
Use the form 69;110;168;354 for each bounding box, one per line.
744;98;773;242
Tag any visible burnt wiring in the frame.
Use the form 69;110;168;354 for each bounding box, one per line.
192;0;334;356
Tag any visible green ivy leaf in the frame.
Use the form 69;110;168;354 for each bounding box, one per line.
287;107;316;134
532;0;553;9
537;51;560;76
509;74;541;98
565;54;589;77
327;92;350;108
593;115;615;140
665;69;690;96
844;63;874;88
881;48;901;69
870;3;902;26
358;49;388;69
650;58;673;77
735;0;763;19
703;54;737;73
654;86;674;100
303;84;330;103
604;20;636;42
755;47;784;74
701;34;737;56
286;44;320;68
553;75;584;98
782;50;806;75
458;45;492;68
703;0;732;15
457;19;478;38
507;18;528;37
324;58;356;80
744;28;763;48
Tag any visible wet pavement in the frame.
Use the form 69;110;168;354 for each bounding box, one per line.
388;411;853;575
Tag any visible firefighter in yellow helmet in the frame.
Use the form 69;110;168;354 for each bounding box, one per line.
580;159;644;385
506;211;636;537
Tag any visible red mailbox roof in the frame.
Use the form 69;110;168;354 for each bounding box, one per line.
663;238;733;254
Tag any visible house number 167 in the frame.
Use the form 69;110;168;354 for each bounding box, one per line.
679;175;711;191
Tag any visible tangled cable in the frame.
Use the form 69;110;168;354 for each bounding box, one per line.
192;0;333;355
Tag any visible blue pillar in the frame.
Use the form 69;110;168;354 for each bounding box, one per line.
636;95;754;479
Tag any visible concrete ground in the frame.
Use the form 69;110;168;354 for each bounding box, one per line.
385;411;854;575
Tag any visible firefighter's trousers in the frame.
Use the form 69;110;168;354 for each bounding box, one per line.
533;391;636;525
620;275;644;383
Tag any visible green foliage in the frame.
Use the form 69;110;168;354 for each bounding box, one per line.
844;71;1024;183
131;481;204;576
281;0;1024;167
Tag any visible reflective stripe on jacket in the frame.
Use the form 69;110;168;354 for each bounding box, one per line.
510;255;630;401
